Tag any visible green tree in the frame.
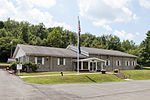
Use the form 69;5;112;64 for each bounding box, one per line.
47;28;63;47
140;31;150;66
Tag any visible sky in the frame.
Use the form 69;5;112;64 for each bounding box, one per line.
0;0;150;45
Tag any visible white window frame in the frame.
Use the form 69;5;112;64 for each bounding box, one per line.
132;61;136;66
35;57;37;64
42;57;44;65
105;60;110;66
125;61;130;66
58;58;66;65
116;60;121;66
57;58;60;65
63;58;66;65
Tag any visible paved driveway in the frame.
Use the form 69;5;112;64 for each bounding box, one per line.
1;69;150;100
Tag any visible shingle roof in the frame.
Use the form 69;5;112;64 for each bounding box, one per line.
80;47;137;58
18;44;86;58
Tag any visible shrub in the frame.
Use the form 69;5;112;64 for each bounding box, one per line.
135;64;141;69
22;62;39;72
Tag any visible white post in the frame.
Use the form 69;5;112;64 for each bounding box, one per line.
92;62;94;71
18;69;20;75
96;62;97;71
81;61;83;70
77;52;79;74
101;62;103;70
88;61;90;70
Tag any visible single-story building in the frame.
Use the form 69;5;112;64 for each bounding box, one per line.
13;44;137;71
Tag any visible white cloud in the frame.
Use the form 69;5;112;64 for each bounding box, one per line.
78;0;136;30
136;32;140;35
102;25;112;31
139;0;150;8
0;0;72;30
114;30;134;40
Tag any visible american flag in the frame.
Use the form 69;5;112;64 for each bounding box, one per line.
78;16;81;54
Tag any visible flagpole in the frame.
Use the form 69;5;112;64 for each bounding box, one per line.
77;16;80;75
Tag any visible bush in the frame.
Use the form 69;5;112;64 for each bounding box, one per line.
135;64;141;69
22;62;39;72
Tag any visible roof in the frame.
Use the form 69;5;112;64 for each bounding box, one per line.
79;57;105;62
80;47;137;58
67;45;137;58
15;44;86;58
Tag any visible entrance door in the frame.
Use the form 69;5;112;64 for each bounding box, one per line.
90;62;96;72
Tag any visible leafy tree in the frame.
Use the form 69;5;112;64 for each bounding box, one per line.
0;28;8;38
0;37;25;62
47;28;63;47
0;21;4;29
139;31;150;66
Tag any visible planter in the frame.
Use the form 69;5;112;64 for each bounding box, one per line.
101;69;106;74
114;69;119;73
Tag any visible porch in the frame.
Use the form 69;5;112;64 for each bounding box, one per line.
73;57;105;72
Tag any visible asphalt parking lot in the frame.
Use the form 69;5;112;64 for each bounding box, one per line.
1;69;150;100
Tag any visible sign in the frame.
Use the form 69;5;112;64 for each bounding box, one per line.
17;64;22;70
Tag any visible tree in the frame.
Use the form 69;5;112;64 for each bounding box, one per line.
139;31;150;66
0;37;25;62
0;28;8;38
47;28;63;47
0;21;4;29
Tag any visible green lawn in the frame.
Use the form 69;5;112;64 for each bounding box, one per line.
143;67;150;70
121;70;150;80
0;63;10;66
17;71;77;76
22;74;124;84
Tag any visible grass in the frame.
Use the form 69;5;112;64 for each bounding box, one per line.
17;71;77;76
0;63;10;66
22;74;124;84
121;69;150;80
143;67;150;70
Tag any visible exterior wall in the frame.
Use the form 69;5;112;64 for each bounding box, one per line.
29;56;73;71
22;54;136;72
89;54;136;71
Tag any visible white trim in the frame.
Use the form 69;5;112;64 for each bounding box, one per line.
57;58;60;65
105;60;110;66
63;58;66;65
132;60;136;66
116;60;121;66
128;61;130;66
35;57;37;64
81;61;83;70
42;57;44;65
88;61;90;70
80;57;105;62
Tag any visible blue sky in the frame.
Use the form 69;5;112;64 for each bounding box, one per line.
0;0;150;45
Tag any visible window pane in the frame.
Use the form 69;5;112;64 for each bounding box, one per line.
60;58;63;65
37;57;42;64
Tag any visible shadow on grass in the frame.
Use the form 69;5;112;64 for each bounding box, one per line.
143;67;150;70
85;75;97;83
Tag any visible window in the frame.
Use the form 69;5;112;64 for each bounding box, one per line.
125;61;130;66
105;60;110;66
35;57;44;65
58;58;66;65
116;60;121;66
132;61;136;66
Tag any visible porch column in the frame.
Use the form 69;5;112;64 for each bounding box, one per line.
81;61;83;70
101;62;103;70
88;61;90;70
96;62;97;71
